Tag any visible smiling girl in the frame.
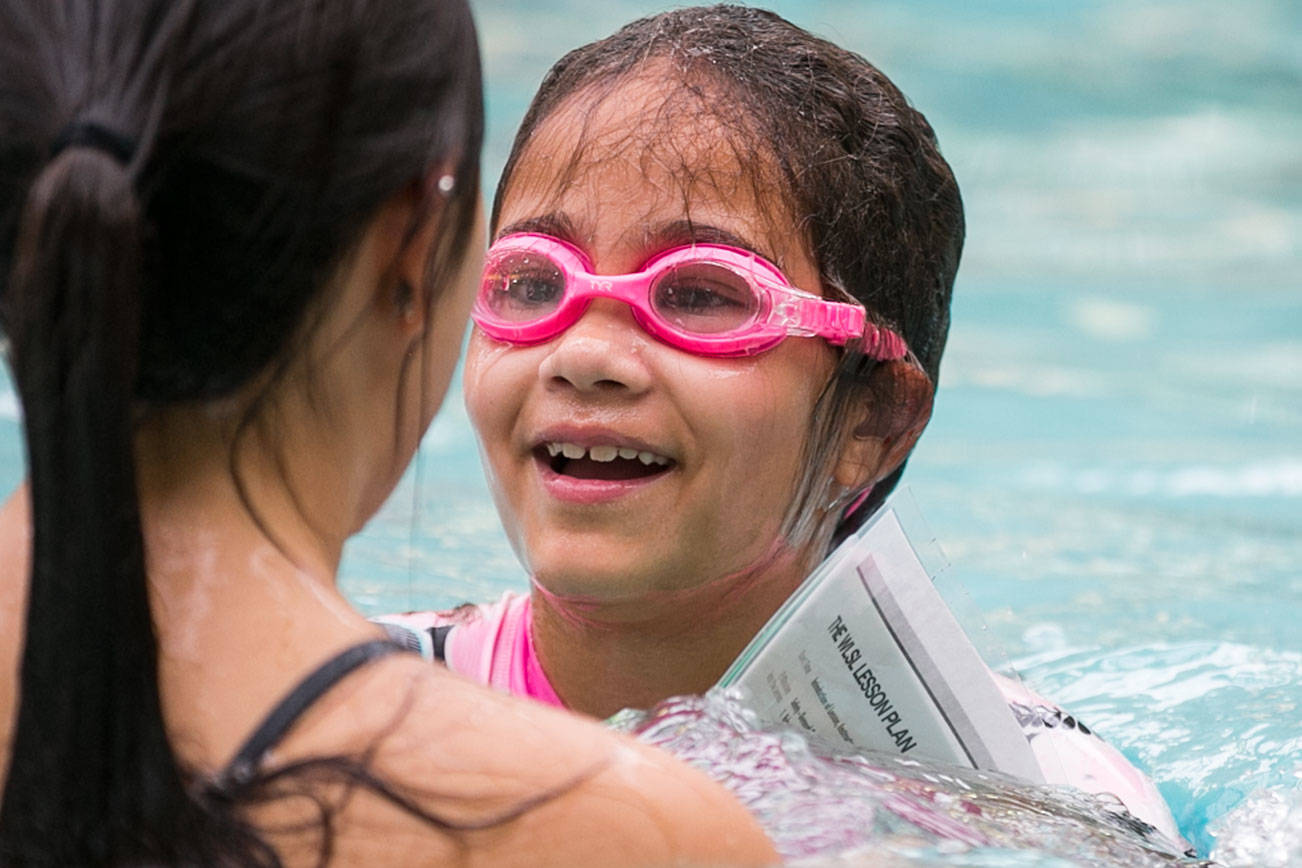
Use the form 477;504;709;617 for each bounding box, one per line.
383;3;1184;848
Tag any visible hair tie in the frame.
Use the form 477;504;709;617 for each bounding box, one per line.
50;121;136;165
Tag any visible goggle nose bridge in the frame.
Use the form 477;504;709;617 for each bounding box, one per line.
562;273;659;331
567;266;764;322
577;271;651;300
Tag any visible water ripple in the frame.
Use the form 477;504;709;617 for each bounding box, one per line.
616;690;1202;864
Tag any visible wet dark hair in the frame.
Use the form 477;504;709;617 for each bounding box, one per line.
0;0;481;863
493;4;963;550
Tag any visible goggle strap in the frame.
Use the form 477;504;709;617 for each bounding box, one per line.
862;323;908;360
828;304;868;347
774;295;867;345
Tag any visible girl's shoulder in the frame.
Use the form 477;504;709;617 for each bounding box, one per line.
374;590;525;634
259;648;775;866
373;591;561;703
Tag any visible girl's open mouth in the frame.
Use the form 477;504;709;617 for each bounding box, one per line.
534;442;675;481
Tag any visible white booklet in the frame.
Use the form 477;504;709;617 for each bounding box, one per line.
718;495;1045;783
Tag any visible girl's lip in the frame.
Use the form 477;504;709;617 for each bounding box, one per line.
533;452;674;504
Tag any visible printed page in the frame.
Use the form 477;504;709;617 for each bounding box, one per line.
720;503;1044;783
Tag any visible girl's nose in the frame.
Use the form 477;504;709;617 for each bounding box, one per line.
537;298;653;396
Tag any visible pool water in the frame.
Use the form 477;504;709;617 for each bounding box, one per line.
1;0;1297;863
612;688;1201;864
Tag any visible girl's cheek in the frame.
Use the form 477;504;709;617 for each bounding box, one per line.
464;337;520;411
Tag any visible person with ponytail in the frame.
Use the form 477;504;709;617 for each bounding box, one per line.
0;2;775;864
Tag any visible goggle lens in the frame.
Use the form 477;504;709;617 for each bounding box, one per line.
650;262;761;335
481;251;566;322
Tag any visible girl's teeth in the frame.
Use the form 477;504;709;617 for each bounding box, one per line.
545;441;671;466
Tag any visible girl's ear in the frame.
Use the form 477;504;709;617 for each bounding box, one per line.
391;170;454;336
833;359;935;492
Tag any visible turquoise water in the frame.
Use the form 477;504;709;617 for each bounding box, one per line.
1;0;1297;862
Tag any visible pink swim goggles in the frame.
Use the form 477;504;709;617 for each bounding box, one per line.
473;233;909;359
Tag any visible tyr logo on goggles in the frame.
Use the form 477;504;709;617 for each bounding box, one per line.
473;233;909;359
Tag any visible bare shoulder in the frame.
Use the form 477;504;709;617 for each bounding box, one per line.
265;653;776;866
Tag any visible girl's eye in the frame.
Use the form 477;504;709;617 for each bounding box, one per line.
652;263;758;334
657;283;740;311
508;274;560;304
482;252;565;321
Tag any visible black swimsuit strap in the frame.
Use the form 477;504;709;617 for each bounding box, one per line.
218;638;409;789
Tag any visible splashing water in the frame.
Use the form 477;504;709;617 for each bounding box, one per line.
1207;787;1302;868
614;688;1206;865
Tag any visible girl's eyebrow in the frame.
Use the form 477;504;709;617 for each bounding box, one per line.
495;215;780;267
644;220;776;264
496;212;580;245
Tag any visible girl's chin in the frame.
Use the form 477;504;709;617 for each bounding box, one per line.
529;533;803;626
533;565;751;625
529;569;691;606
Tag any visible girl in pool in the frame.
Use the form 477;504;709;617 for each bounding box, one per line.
382;3;1185;847
0;2;774;864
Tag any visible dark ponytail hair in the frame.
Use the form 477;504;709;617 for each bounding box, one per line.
0;1;482;863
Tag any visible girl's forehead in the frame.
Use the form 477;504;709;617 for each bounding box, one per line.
498;70;811;275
